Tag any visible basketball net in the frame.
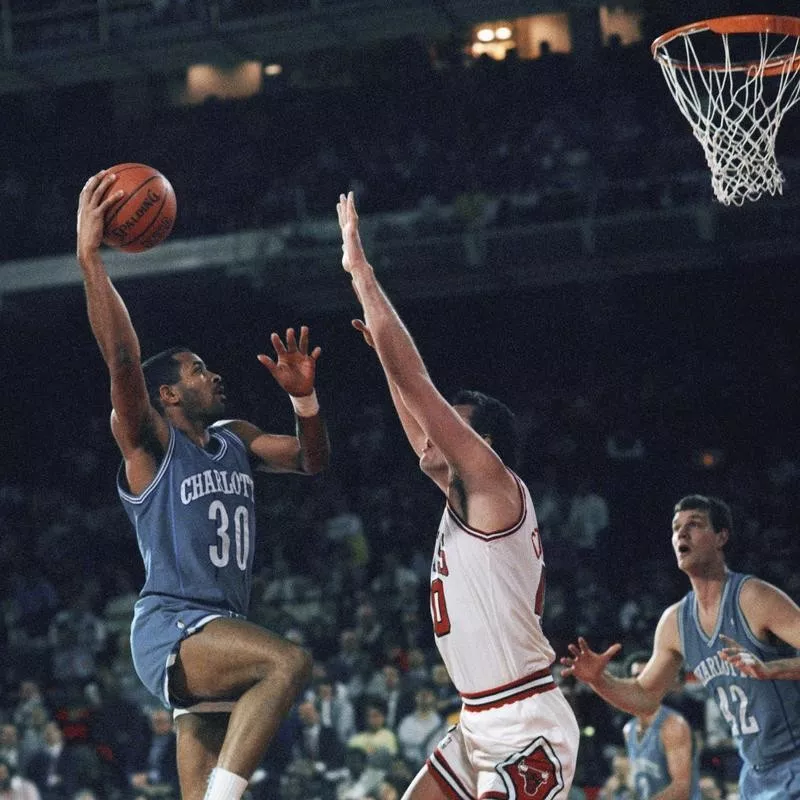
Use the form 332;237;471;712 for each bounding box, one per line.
653;18;800;206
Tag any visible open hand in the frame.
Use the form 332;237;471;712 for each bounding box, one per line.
719;634;770;679
560;637;622;684
77;169;123;257
336;191;370;274
257;326;321;397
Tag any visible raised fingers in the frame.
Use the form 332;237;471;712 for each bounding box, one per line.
297;325;309;354
270;332;287;355
337;194;346;229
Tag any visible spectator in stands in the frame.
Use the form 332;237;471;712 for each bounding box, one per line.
598;750;633;799
428;664;459;723
129;708;179;800
329;747;383;800
17;708;50;777
12;684;46;736
47;591;107;696
347;700;397;767
327;631;372;693
308;674;357;747
0;728;20;775
395;686;444;771
293;701;344;770
698;771;724;799
25;722;100;800
363;667;413;732
0;758;39;800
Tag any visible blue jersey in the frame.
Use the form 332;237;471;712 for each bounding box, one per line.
677;571;800;770
623;706;700;799
118;423;256;615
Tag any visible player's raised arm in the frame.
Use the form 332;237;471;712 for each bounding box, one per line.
336;192;510;497
561;605;684;716
225;326;330;475
76;170;167;453
350;316;427;458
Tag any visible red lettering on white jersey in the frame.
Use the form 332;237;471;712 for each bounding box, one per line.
429;474;554;696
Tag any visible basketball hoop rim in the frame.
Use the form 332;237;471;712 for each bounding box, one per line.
651;14;800;76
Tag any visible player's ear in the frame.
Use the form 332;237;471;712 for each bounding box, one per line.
159;384;180;407
716;528;730;549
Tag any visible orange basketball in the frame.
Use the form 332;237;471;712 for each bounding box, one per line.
102;163;177;253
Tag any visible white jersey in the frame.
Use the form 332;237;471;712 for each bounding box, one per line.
430;473;555;705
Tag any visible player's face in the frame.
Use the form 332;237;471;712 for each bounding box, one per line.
671;509;726;573
174;352;226;421
419;404;474;476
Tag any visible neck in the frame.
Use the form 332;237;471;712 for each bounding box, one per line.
168;412;211;446
636;711;656;730
689;564;728;608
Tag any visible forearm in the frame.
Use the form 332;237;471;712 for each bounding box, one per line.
588;673;661;716
384;373;426;454
294;411;330;474
78;248;141;369
349;265;430;392
764;656;800;680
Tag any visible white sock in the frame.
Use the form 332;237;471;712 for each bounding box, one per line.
203;767;249;800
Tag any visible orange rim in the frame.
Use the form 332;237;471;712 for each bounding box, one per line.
651;15;800;77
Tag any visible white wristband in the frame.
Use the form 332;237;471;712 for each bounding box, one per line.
290;390;319;417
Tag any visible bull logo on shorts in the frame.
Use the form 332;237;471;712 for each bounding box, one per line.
496;737;564;800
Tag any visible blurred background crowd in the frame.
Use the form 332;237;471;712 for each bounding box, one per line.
1;1;799;799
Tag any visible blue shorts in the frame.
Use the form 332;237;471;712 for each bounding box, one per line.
130;594;245;709
739;751;800;800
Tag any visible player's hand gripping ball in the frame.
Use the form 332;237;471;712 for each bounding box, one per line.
102;163;177;253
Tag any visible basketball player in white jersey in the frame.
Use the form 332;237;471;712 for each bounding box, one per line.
336;191;579;800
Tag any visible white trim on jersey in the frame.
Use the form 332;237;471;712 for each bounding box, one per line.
460;668;555;711
429;747;474;800
445;473;527;541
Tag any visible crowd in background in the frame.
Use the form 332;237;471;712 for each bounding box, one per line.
7;30;800;263
1;14;799;800
1;262;798;799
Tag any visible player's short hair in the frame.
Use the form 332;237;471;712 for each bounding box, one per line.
674;494;733;535
451;389;519;469
142;346;191;411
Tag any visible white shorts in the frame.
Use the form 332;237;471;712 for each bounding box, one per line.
427;687;579;800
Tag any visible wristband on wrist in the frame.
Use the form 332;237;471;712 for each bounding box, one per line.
290;390;319;417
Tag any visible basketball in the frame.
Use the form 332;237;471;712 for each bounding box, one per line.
102;163;177;253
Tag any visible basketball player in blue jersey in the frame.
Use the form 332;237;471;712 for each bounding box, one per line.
76;169;330;800
561;495;800;800
622;653;700;799
337;191;580;800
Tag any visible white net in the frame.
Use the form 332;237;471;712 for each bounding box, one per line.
654;24;800;205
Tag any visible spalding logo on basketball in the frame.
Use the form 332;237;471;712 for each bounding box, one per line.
496;738;564;800
102;163;177;253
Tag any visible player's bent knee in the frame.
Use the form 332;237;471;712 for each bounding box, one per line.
285;643;313;684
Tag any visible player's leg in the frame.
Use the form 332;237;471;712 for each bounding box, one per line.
174;712;228;800
405;726;476;800
171;617;312;785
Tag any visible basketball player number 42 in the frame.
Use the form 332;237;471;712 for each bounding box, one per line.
716;684;760;737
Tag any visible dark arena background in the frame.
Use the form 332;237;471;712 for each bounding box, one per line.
0;2;798;799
